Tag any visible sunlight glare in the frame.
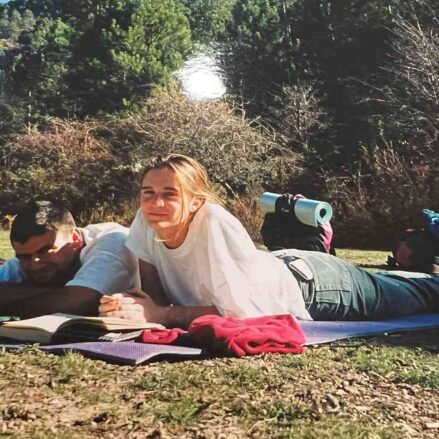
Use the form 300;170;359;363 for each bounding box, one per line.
177;54;226;100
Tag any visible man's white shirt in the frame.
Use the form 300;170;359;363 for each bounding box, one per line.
0;223;140;294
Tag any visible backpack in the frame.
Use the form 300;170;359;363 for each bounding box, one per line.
388;228;439;273
261;213;335;254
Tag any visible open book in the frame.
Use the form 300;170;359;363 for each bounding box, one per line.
0;313;164;344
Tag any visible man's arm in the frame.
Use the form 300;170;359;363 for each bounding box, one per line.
0;284;101;318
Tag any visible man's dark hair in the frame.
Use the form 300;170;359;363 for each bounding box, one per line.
10;201;76;244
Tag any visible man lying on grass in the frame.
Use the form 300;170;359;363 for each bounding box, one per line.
0;200;139;318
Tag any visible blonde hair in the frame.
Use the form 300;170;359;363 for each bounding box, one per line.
141;154;222;220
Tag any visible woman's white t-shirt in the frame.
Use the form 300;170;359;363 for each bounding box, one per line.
126;204;311;320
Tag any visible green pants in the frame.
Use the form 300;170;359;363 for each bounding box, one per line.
273;249;439;320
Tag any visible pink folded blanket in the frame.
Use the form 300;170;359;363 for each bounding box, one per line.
188;314;305;357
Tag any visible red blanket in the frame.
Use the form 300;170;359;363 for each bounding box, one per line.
140;328;185;344
188;314;305;357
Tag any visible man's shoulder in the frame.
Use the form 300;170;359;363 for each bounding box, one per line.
0;257;25;283
79;222;131;260
81;222;129;242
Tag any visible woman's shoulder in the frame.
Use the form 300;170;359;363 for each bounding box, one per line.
203;203;228;217
198;203;239;225
194;203;257;255
195;203;247;235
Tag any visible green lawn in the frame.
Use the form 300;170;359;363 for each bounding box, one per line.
0;231;438;438
0;229;13;259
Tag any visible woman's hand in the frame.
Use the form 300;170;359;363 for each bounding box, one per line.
99;289;165;323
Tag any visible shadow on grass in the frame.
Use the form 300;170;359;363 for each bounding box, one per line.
332;328;439;353
356;263;389;270
370;328;439;353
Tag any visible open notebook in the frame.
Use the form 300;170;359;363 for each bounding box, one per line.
0;313;164;344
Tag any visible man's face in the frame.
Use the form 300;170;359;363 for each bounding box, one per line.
12;228;79;286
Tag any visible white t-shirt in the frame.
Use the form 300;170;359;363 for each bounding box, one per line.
0;223;140;294
126;204;311;320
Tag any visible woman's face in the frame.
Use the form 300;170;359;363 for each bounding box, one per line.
140;167;199;235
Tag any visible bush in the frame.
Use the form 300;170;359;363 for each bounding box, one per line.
0;87;303;227
0;118;139;224
112;85;303;196
378;13;439;147
324;13;439;248
325;144;439;248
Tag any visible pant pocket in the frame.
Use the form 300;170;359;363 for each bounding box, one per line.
308;298;358;320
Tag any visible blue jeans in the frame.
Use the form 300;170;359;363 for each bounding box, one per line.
273;249;439;320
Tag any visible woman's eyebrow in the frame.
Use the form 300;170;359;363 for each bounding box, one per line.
163;187;179;192
141;185;179;191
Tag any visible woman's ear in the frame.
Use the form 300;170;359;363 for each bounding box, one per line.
189;197;204;213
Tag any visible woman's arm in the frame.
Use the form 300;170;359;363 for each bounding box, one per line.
100;260;218;327
159;303;220;328
99;289;219;328
138;259;170;306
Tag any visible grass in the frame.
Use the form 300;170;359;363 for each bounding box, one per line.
0;230;438;437
351;345;439;387
0;229;13;259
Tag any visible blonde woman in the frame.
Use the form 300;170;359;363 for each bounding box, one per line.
99;154;439;326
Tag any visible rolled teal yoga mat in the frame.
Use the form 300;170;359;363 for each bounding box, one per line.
258;192;332;227
294;198;332;227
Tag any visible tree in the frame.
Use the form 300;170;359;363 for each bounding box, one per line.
110;0;192;106
7;18;73;117
21;9;35;31
4;0;193;117
0;9;10;38
179;0;235;45
218;0;439;168
0;6;36;40
9;9;22;40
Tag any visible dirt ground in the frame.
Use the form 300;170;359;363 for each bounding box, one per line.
0;328;437;438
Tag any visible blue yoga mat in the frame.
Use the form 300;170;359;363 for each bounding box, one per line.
300;313;439;345
1;314;438;363
0;341;204;365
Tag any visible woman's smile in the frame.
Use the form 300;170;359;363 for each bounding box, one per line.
146;212;170;222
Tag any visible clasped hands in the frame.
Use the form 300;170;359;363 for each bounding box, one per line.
99;288;165;323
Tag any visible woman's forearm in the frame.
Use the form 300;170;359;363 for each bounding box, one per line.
159;305;220;329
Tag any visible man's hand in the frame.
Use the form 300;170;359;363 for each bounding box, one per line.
99;289;166;323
